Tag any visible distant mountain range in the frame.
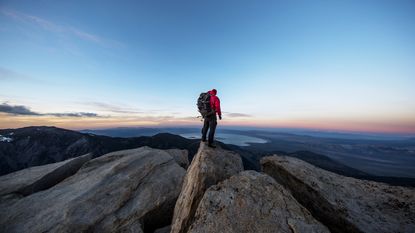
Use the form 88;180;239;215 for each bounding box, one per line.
81;127;415;178
1;126;414;187
81;126;415;140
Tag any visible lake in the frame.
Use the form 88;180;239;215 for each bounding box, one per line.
180;133;267;146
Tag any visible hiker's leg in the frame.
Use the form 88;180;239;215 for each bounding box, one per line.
201;118;209;141
208;116;217;145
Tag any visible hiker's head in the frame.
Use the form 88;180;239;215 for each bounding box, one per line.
211;89;217;95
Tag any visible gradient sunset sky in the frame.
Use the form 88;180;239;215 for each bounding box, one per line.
1;0;414;134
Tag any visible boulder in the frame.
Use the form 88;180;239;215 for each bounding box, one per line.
170;142;243;233
261;155;415;233
0;147;186;233
0;153;92;206
166;149;189;169
188;171;329;233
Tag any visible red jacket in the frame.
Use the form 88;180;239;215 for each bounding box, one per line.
208;90;221;116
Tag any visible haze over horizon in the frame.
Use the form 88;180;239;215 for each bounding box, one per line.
1;1;414;134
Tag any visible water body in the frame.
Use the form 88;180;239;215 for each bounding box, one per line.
180;133;267;146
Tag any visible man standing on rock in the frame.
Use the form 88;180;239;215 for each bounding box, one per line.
200;89;222;148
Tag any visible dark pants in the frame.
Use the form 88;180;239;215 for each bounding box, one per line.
201;114;217;144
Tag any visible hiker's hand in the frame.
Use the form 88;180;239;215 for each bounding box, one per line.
219;115;222;120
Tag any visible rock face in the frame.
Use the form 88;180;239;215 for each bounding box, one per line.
171;142;244;233
166;149;189;169
261;155;415;233
188;170;329;233
154;225;171;233
0;147;186;233
0;153;92;197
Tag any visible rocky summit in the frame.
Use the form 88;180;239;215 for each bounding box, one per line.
170;142;244;233
0;147;187;233
0;142;414;233
187;170;329;233
261;155;415;233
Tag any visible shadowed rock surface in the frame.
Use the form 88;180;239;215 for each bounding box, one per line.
0;147;186;233
0;153;91;198
188;171;329;233
171;142;244;233
261;155;415;233
166;149;189;169
154;225;171;233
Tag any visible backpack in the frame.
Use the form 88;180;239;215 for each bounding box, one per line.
197;92;213;118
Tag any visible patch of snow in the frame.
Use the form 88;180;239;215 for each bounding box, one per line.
9;132;14;135
0;134;13;143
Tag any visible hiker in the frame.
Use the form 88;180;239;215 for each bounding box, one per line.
198;89;222;148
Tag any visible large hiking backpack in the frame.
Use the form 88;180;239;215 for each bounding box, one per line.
197;92;213;117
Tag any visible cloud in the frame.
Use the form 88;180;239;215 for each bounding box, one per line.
49;112;99;117
0;67;31;81
0;103;100;118
0;67;49;84
0;103;40;115
83;102;144;114
0;7;122;48
224;112;252;118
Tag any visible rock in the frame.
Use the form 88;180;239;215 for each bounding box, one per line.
188;171;329;233
154;225;171;233
261;155;415;233
0;147;186;233
0;153;92;206
171;142;244;233
0;153;91;196
166;149;189;169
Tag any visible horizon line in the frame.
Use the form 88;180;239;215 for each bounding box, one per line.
1;124;414;137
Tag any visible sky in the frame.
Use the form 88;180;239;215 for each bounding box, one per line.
0;0;414;134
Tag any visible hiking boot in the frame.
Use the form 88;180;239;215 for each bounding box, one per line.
208;144;216;148
201;138;207;142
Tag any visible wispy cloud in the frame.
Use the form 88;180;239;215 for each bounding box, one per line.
0;103;101;118
224;112;252;118
48;112;100;117
0;7;122;48
0;67;46;84
83;101;144;114
0;67;30;81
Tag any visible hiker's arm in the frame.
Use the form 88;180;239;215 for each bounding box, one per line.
216;98;221;117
